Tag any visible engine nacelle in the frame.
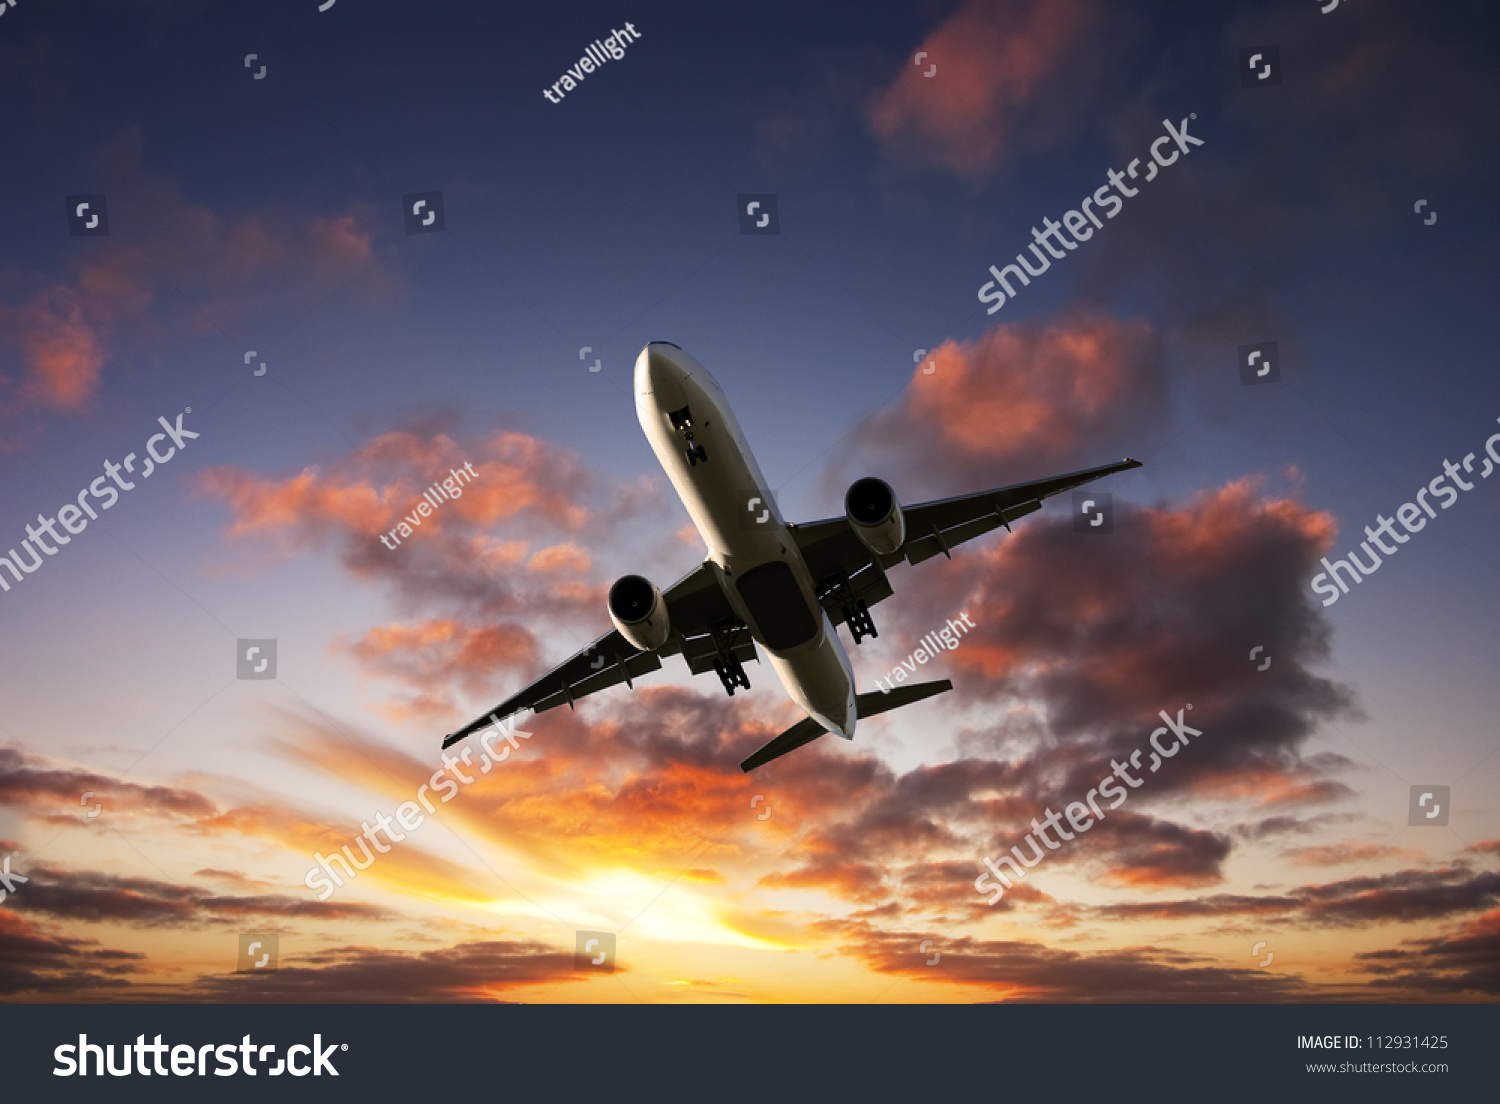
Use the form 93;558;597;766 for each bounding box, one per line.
845;477;905;557
607;574;672;652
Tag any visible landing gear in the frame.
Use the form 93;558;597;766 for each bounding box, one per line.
709;621;751;695
843;597;878;645
714;653;751;696
670;405;708;466
815;565;892;648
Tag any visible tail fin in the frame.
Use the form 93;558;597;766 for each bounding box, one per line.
739;679;952;772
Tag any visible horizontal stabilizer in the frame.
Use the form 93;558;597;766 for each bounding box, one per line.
855;678;952;720
739;678;953;772
739;716;827;772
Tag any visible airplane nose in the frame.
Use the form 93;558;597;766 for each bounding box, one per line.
634;342;691;398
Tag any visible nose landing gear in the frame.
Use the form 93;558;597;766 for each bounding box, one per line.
669;405;708;466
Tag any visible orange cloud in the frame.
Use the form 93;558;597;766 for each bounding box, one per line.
193;424;650;720
0;128;385;444
868;0;1096;180
845;310;1165;488
527;543;590;574
0;744;504;916
942;478;1339;708
196;429;594;553
0;748;216;824
834;923;1308;1000
0;286;106;416
1283;843;1420;868
196;467;390;544
344;618;539;718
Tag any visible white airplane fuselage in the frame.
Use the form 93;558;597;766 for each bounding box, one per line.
634;343;858;739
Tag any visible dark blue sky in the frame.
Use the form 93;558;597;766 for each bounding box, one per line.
4;0;1498;708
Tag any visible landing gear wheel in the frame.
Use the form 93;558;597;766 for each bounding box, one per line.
844;598;878;644
714;654;750;695
672;406;709;466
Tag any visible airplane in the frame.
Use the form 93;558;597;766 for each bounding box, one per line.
440;342;1140;771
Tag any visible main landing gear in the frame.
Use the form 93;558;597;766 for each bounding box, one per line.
669;405;708;466
714;652;751;696
710;623;751;696
824;573;878;645
843;597;878;645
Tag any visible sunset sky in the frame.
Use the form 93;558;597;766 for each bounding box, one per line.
2;0;1498;1003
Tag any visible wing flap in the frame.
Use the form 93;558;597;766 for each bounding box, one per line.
681;624;759;676
813;559;895;626
903;501;1041;566
526;647;666;717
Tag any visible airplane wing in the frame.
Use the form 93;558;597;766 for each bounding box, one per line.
790;458;1142;623
440;559;751;748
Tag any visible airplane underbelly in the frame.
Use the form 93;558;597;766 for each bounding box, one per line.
764;614;856;738
734;561;817;650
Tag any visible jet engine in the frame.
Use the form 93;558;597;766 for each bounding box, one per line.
845;477;905;556
607;574;672;652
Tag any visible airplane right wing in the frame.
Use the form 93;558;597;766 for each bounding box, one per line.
893;457;1143;566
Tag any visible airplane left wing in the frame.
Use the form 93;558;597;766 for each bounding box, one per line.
440;560;743;749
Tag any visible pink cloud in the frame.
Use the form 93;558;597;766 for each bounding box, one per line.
842;309;1166;489
868;0;1096;180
